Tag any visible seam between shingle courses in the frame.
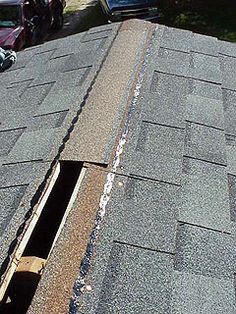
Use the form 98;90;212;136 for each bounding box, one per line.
142;120;185;130
185;120;224;131
82;165;182;187
6;66;25;72
129;173;181;187
225;133;236;140
113;240;175;255
183;155;227;167
222;87;236;92
35;48;57;56
178;220;231;235
50;53;73;60
190;50;220;58
159;46;190;54
219;52;236;58
0;126;26;133
7;78;33;87
33;110;69;118
81;36;109;43
159;46;220;58
29;81;56;88
63;65;92;73
154;69;222;85
89;29;113;35
2;159;44;166
0;183;29;190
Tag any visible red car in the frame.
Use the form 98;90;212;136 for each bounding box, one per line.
0;0;66;51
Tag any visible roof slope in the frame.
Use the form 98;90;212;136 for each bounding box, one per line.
68;25;236;313
1;19;236;314
0;24;120;287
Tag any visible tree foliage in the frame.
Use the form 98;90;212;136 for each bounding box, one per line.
159;0;236;42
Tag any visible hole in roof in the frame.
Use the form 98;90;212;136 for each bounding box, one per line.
0;161;84;313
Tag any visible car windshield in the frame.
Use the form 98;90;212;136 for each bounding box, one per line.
0;5;21;28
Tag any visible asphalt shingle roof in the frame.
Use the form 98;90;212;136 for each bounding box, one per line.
73;24;236;313
1;20;236;314
0;24;120;285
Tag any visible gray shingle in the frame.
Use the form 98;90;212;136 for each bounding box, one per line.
29;111;68;131
184;122;227;165
222;89;236;135
24;49;56;68
228;174;236;222
192;33;219;56
226;136;236;176
80;243;173;314
189;79;222;100
0;128;25;157
160;27;192;52
185;94;224;129
36;87;82;115
220;55;236;90
175;224;235;279
141;72;189;128
5;128;56;164
82;29;112;42
124;122;184;184
191;52;222;83
0;185;28;237
179;158;231;232
107;177;180;253
171;271;236;314
0;161;51;187
56;67;92;88
155;47;190;77
219;40;236;57
20;83;55;108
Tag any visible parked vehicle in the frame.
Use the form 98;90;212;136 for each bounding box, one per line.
0;0;66;51
99;0;159;22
